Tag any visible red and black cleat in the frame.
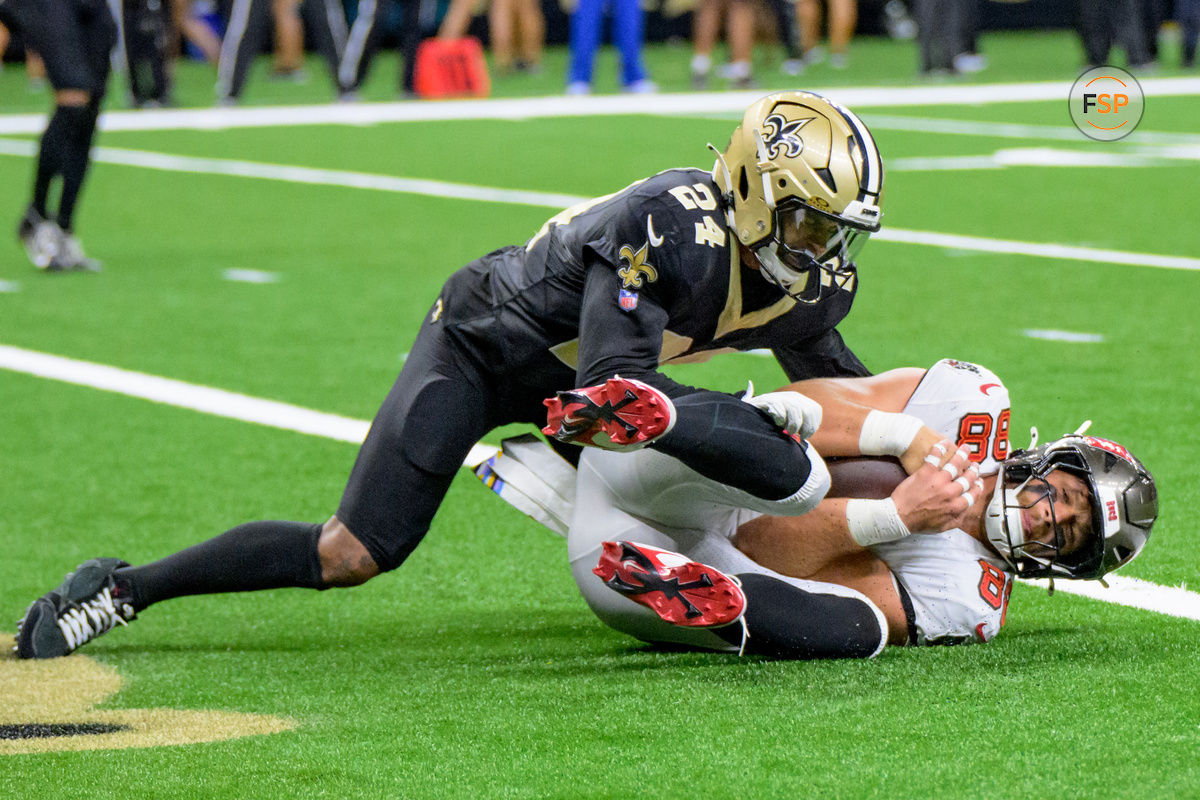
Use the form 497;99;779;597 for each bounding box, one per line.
542;376;676;452
593;541;746;628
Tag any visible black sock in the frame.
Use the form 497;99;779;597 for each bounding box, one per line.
56;101;101;232
713;574;885;659
32;105;88;218
116;521;326;612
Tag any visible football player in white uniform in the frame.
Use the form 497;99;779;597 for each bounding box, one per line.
477;359;1157;658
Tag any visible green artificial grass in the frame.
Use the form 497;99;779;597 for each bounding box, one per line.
1;27;1198;800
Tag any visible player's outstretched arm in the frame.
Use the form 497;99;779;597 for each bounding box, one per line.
782;368;943;474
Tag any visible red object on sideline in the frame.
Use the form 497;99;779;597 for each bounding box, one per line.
414;38;491;99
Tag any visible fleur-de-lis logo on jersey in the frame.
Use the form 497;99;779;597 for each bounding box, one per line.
617;242;658;289
760;113;813;159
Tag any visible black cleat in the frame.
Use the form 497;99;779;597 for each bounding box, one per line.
15;558;135;659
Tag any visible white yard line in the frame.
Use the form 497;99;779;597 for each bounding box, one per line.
0;138;586;209
0;344;371;444
1;77;1199;135
0;345;498;463
1023;329;1106;343
873;229;1200;272
862;114;1200;146
0;344;498;463
223;269;281;284
0;342;1192;622
1022;577;1200;621
1;137;1197;273
890;147;1190;171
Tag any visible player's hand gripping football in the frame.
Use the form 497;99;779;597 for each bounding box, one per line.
898;425;948;475
890;440;983;534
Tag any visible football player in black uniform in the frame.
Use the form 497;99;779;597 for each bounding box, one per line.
15;91;888;659
12;0;116;271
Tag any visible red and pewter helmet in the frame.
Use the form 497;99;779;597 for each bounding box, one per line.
984;432;1157;580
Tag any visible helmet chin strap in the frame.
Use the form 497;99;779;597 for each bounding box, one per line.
707;143;733;196
706;143;738;231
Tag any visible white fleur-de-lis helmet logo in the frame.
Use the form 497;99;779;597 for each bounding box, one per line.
760;113;813;159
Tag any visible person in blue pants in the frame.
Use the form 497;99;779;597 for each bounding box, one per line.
566;0;655;94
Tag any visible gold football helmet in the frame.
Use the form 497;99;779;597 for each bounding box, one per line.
713;91;884;302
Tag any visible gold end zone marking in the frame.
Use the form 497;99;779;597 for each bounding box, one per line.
0;635;296;755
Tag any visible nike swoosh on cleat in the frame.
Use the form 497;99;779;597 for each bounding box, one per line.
646;214;664;247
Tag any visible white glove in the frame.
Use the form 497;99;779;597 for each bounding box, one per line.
742;381;823;440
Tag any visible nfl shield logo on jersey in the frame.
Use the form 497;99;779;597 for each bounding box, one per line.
618;289;639;312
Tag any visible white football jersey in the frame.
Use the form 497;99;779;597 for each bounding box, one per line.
903;358;1010;477
870;359;1015;644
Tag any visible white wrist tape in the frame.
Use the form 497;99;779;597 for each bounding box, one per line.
858;411;925;457
846;498;912;547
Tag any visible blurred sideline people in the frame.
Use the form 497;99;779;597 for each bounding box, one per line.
769;0;805;76
690;0;754;88
798;0;857;69
1139;0;1164;65
270;0;307;78
119;0;173;106
912;0;964;74
910;0;984;76
0;11;49;90
440;0;543;74
488;0;544;73
1077;0;1150;69
952;0;986;73
216;0;346;103
12;0;115;271
340;0;441;99
171;0;221;64
1183;0;1200;68
567;0;654;93
115;0;221;107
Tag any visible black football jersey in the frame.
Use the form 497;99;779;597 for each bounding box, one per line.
438;167;867;397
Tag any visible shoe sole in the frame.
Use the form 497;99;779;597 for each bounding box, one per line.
15;596;69;659
593;541;745;628
543;377;676;451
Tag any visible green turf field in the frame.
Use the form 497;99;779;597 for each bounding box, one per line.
2;30;1199;799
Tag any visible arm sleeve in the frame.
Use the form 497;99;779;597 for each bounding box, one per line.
773;328;871;382
574;260;821;502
